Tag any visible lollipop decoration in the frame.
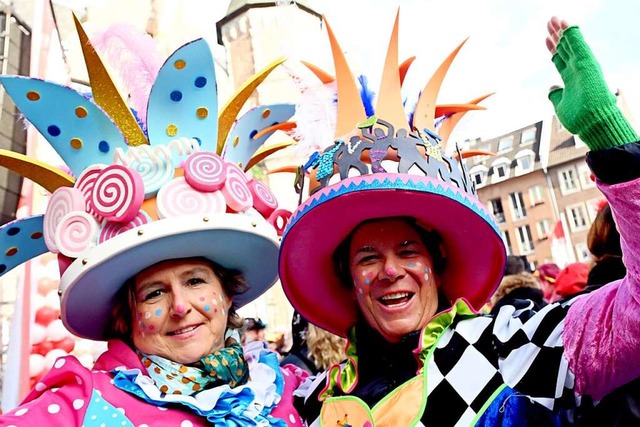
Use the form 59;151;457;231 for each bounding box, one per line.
43;188;86;253
99;210;152;243
184;151;227;192
248;179;278;218
90;165;145;223
221;161;253;212
74;165;106;220
54;211;100;258
156;177;227;219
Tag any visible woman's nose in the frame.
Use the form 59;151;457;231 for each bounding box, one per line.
169;288;192;318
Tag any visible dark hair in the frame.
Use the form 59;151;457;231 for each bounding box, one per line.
587;204;622;261
106;257;248;344
243;317;267;331
332;216;446;288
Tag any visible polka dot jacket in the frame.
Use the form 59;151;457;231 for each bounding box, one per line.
0;340;305;426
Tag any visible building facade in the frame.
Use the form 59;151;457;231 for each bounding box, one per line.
464;116;607;270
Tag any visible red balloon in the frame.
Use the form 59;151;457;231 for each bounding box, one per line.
32;340;54;356
35;306;59;326
52;337;75;353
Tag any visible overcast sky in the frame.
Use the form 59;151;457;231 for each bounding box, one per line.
61;0;640;143
207;0;640;143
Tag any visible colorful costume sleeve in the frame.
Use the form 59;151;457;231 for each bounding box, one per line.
562;150;640;400
0;356;96;426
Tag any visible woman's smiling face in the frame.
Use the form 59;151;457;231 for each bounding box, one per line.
348;218;440;343
131;258;232;364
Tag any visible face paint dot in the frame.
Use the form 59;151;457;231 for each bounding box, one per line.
364;279;370;285
194;76;207;88
174;59;186;69
26;91;40;101
416;262;422;267
145;312;151;319
204;305;210;312
358;288;364;294
424;274;429;281
170;91;182;102
166;124;178;136
47;125;61;137
155;309;162;316
98;140;110;153
70;138;82;149
196;107;208;119
140;322;146;329
199;297;205;302
75;106;88;118
408;263;415;268
148;324;155;331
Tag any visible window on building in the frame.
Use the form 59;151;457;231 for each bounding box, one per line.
536;219;552;240
566;203;588;232
489;198;506;223
515;152;534;176
558;166;579;195
521;128;536;145
491;158;511;183
501;230;513;256
469;166;488;188
509;192;527;221
575;242;591;262
577;163;595;189
498;136;513;152
516;225;535;254
528;185;544;206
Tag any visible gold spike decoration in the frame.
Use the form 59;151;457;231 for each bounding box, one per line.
73;14;148;146
0;150;75;192
216;57;286;155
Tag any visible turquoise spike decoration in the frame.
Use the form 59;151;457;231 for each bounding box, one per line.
0;215;47;275
223;103;295;168
0;76;129;176
146;39;218;157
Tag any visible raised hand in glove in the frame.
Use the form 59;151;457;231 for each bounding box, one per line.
546;16;637;150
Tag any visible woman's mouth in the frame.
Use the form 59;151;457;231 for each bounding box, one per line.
378;292;414;307
167;324;200;336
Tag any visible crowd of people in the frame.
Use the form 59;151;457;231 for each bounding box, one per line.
1;10;639;427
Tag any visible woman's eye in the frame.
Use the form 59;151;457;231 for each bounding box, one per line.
357;255;378;265
186;277;205;286
142;289;163;301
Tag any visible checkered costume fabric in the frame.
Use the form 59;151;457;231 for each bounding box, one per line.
296;298;578;427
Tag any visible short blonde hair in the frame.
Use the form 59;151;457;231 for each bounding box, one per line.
306;324;347;371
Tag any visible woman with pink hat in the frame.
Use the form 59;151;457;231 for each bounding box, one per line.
279;14;640;426
0;20;302;426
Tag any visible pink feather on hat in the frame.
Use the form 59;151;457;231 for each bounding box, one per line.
90;23;163;126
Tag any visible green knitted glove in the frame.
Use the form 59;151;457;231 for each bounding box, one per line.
548;26;638;150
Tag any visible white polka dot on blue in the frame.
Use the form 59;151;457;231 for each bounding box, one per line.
82;389;134;426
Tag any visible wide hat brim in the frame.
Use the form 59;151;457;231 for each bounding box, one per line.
60;214;279;341
279;174;506;337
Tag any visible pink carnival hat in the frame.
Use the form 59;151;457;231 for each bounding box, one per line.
278;13;506;336
0;18;295;340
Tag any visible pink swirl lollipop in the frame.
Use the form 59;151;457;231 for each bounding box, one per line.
75;165;105;219
248;179;278;218
54;211;100;258
221;162;253;212
91;165;144;223
268;209;292;236
156;177;227;219
44;187;86;253
98;210;152;243
184;152;227;192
